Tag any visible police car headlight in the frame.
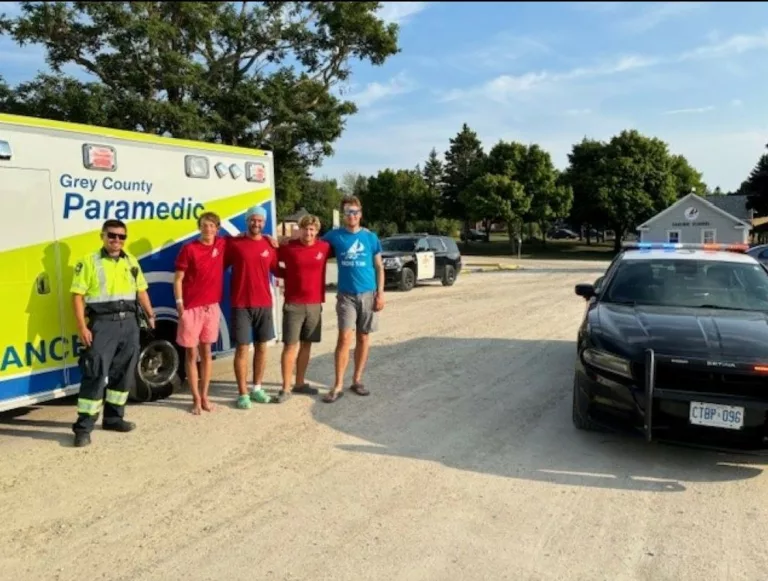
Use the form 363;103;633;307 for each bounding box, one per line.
582;348;632;379
383;257;401;269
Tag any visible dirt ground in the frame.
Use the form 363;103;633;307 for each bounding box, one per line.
2;259;768;581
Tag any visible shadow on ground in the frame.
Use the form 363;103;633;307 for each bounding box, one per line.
292;336;765;493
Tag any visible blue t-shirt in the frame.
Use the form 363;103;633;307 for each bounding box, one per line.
323;227;382;294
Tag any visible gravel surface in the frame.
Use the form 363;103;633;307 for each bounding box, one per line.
2;259;767;581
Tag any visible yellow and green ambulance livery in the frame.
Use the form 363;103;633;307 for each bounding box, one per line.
0;113;280;412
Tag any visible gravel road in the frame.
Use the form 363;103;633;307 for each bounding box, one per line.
2;260;768;581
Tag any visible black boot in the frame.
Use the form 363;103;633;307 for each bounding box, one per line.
74;432;91;448
103;420;136;433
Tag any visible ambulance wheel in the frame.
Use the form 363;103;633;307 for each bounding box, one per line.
131;325;181;402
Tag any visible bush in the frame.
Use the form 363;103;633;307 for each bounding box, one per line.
369;221;399;238
402;219;462;237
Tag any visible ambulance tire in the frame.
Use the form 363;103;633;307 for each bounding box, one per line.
131;323;182;403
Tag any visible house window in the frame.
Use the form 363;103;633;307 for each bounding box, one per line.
701;229;716;244
667;230;681;244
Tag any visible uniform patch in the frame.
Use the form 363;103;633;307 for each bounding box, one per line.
74;262;83;274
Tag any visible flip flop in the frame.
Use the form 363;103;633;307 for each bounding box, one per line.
350;383;370;396
293;383;319;395
323;390;344;403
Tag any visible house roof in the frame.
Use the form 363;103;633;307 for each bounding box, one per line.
703;194;752;222
637;192;752;231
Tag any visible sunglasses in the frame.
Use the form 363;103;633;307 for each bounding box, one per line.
344;209;361;216
106;232;127;240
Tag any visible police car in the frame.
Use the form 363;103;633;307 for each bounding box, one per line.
573;242;768;450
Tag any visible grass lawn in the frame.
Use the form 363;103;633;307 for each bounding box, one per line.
456;235;617;261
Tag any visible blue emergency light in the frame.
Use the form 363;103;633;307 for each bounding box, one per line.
622;242;749;253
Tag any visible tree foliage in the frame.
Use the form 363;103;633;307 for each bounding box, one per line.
441;123;486;222
0;1;399;213
743;145;768;216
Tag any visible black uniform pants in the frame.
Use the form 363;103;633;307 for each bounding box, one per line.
72;317;140;434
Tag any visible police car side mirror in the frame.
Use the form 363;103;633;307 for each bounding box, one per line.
575;283;595;300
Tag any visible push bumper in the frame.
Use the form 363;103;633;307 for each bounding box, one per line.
641;349;768;451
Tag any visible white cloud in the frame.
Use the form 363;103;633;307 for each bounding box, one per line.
347;72;416;108
441;31;768;104
620;2;704;34
376;2;429;25
663;106;715;115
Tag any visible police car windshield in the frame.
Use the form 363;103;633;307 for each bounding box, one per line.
381;238;417;252
603;258;768;311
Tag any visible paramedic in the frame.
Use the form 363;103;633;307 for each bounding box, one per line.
70;219;156;448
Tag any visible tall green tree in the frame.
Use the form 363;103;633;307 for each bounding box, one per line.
442;123;486;223
0;1;399;208
422;147;445;198
563;138;608;244
299;178;344;231
743;146;768;216
460;174;530;248
361;168;433;232
519;144;572;242
669;154;707;198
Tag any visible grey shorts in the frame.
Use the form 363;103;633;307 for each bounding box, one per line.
232;307;275;346
283;303;322;344
336;292;378;334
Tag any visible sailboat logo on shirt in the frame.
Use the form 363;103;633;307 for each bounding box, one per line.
260;249;270;258
343;239;365;261
212;247;219;258
315;251;324;260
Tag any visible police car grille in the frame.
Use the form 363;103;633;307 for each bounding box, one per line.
654;363;768;398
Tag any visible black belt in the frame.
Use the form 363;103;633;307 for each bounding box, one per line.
90;311;133;321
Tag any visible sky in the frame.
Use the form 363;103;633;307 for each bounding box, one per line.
1;1;767;193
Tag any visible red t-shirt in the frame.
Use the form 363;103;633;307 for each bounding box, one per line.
225;235;279;308
174;237;226;309
278;239;330;304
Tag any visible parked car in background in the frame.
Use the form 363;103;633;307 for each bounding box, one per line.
381;233;462;291
460;228;486;242
745;243;768;266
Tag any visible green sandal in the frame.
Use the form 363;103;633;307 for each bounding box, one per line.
250;388;272;404
237;394;252;409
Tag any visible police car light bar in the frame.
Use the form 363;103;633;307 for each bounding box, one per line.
622;242;749;253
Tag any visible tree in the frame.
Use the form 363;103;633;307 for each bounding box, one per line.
422;147;445;197
669;154;707;198
460;174;530;248
0;1;399;207
743;146;768;216
563;138;608;244
299;178;343;231
519;144;572;242
442;123;486;223
361;168;433;232
600;130;678;251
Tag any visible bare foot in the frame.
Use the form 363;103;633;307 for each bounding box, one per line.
191;400;202;415
201;397;215;412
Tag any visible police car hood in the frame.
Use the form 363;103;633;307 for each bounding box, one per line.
381;250;416;259
593;303;768;361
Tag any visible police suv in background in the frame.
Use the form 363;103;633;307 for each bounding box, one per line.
380;233;462;292
573;242;768;451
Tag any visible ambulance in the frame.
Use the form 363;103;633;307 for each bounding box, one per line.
0;113;281;412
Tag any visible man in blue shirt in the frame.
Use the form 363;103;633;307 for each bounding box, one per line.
321;195;385;403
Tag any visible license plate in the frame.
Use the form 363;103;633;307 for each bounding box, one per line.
689;401;744;430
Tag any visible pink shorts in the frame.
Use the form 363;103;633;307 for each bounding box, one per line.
176;304;221;348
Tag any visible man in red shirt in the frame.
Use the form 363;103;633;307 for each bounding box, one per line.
225;205;280;408
275;214;331;403
174;211;226;415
